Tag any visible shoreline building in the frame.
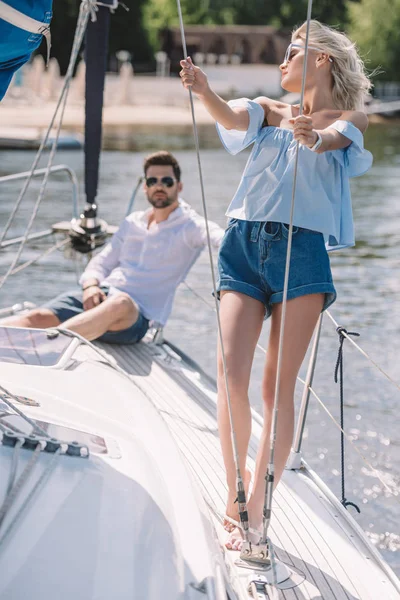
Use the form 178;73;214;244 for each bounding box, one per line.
160;25;290;71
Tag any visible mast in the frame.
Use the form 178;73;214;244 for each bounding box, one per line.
71;0;118;253
84;1;115;207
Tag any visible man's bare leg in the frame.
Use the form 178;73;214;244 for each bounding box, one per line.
0;309;60;328
59;293;138;340
0;293;138;341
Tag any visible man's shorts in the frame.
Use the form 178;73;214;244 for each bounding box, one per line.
0;0;52;100
217;219;336;319
43;286;150;345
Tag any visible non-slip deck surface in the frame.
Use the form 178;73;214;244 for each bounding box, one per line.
95;339;400;600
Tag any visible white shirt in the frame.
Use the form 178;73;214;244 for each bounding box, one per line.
80;200;224;325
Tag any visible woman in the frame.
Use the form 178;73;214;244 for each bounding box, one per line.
180;20;373;551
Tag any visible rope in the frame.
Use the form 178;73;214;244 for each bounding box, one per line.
262;0;314;544
0;238;70;283
334;327;361;513
0;387;52;438
175;0;250;542
6;438;24;496
297;376;398;498
0;0;97;294
0;442;43;529
0;447;61;551
326;310;400;393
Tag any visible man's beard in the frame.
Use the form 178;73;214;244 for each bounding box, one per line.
148;193;176;209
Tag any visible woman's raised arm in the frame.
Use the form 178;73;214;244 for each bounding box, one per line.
179;57;250;131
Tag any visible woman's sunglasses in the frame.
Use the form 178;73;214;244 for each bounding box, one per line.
145;176;176;188
283;43;333;65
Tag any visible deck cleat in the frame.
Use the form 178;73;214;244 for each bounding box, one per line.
248;577;269;599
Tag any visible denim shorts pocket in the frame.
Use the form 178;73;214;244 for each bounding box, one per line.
225;218;238;232
281;222;299;237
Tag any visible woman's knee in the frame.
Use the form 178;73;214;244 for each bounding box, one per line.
217;358;250;399
262;375;295;410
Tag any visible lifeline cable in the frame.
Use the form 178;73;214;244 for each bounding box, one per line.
175;0;250;542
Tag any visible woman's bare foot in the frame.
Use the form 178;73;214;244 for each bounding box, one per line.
223;469;252;532
225;520;263;551
225;498;263;551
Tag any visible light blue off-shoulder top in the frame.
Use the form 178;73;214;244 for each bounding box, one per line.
216;98;373;251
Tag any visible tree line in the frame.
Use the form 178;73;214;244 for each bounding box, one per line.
48;0;399;81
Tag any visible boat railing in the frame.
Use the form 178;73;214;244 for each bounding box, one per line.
0;164;79;241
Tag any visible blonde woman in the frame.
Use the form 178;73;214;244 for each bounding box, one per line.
180;20;373;550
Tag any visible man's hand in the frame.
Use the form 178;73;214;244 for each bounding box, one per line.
82;286;106;311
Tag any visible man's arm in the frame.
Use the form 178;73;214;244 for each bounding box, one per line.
79;218;129;286
79;218;129;309
184;218;225;250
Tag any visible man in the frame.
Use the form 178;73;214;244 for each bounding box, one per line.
0;151;224;343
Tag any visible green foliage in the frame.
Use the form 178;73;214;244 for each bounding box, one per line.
348;0;400;81
45;0;399;79
143;0;357;53
218;0;354;27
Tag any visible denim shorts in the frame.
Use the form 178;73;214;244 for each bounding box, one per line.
43;286;150;345
217;219;336;319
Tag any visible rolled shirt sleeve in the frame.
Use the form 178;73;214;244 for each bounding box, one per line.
183;218;225;250
330;119;373;177
79;218;128;286
216;98;265;155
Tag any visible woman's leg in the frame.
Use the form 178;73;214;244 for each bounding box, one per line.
217;291;265;526
226;293;324;550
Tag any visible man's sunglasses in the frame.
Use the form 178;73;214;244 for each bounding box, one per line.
145;176;176;188
283;43;333;65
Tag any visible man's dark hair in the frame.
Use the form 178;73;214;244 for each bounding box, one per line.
143;151;181;182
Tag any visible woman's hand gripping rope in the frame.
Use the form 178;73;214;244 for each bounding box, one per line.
289;115;320;148
179;57;209;96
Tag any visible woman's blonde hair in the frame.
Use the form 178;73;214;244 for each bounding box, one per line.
292;20;372;111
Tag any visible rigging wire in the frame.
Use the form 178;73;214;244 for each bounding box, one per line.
262;0;314;544
174;0;251;543
175;0;317;568
0;238;70;284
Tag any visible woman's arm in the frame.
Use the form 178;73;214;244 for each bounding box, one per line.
290;112;368;153
179;58;270;131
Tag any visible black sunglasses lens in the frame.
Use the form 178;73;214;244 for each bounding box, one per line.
145;176;175;188
162;177;175;188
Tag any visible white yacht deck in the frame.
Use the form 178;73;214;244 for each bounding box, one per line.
96;338;400;600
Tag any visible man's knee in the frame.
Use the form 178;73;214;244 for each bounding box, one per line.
106;293;137;320
23;308;60;328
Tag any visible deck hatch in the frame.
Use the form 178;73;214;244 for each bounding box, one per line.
0;326;74;367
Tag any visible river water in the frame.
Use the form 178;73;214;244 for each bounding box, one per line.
0;122;399;576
